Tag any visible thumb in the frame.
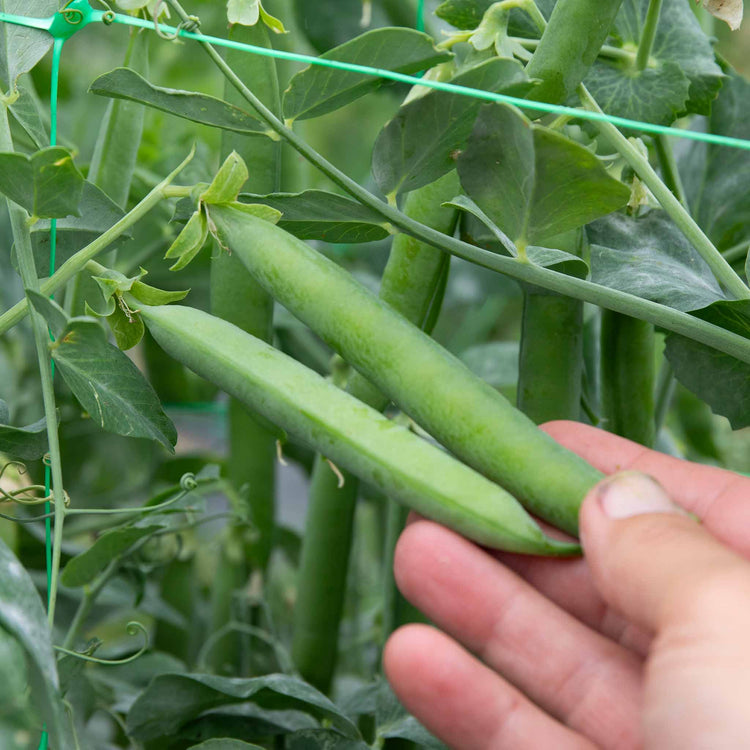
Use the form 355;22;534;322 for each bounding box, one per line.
580;471;750;633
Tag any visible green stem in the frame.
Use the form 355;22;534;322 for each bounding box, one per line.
0;105;66;626
722;241;750;264
635;0;663;71
516;37;635;64
579;85;749;300
164;3;750;358
0;153;192;335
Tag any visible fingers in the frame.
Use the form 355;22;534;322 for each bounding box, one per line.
384;625;596;750
579;471;750;633
543;420;750;556
393;520;643;748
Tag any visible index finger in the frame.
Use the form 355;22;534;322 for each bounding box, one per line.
543;421;750;557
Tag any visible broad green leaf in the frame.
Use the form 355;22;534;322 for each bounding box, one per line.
0;627;40;742
665;335;750;429
165;211;209;272
30;180;126;276
0;398;48;461
283;28;451;122
130;281;189;306
127;673;361;741
584;0;724;121
373;58;533;196
435;0;554;31
227;0;260;26
90;68;273;137
240;190;390;243
0;0;57;94
0;147;84;219
189;741;265;750
61;525;164;587
587;211;727;312
201;152;249;205
52;319;177;450
374;680;445;750
291;0;392;52
287;731;369;750
680;71;750;253
9;75;48;150
0;536;75;747
458;104;629;246
26;289;68;338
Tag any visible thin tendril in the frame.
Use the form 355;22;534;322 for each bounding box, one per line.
54;621;149;665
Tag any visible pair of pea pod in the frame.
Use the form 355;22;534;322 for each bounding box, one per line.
141;206;605;557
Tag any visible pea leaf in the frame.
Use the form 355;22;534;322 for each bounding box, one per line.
458;104;630;246
0;536;75;747
52;319;177;450
435;0;554;31
61;525;164;587
283;28;452;122
200;152;249;205
584;0;724;122
90;68;273;137
0;0;57;94
165;211;209;272
26;289;68;338
372;57;533;197
680;70;750;253
0;146;84;219
108;303;146;351
240;190;390;243
587;211;727;312
29;180;126;276
9;75;48;150
0;398;48;461
287;731;369;750
127;673;361;741
227;0;260;26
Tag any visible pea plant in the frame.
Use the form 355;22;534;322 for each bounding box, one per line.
0;0;748;747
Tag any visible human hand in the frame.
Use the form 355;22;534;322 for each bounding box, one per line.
383;421;750;749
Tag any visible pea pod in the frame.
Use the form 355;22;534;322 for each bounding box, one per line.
601;311;656;447
526;0;625;104
292;172;460;692
139;303;578;557
207;206;603;535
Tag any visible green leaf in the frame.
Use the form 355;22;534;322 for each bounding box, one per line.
681;70;750;253
130;281;190;306
26;289;68;338
240;190;390;243
52;319;177;450
165;211;209;272
90;68;273;137
0;146;84;218
201;152;249;205
108;302;146;351
587;211;727;312
227;0;260;26
9;75;48;150
0;535;75;747
127;673;361;742
372;58;533;196
61;525;164;587
30;180;127;276
283;28;452;122
436;0;495;29
0;0;57;94
584;0;724;122
287;731;369;750
458;104;630;246
0;399;48;461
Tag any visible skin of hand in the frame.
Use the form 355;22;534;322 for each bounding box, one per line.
383;420;750;750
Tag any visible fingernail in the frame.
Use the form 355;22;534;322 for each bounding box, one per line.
597;471;681;519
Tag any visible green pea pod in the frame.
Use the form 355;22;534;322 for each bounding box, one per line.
526;0;625;104
207;206;602;535
292;172;460;692
601;311;656;447
517;230;584;425
139;303;578;557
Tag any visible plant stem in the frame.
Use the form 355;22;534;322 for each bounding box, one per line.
636;0;663;71
0;105;66;626
579;84;749;300
0;152;192;336
516;37;635;64
164;2;750;360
